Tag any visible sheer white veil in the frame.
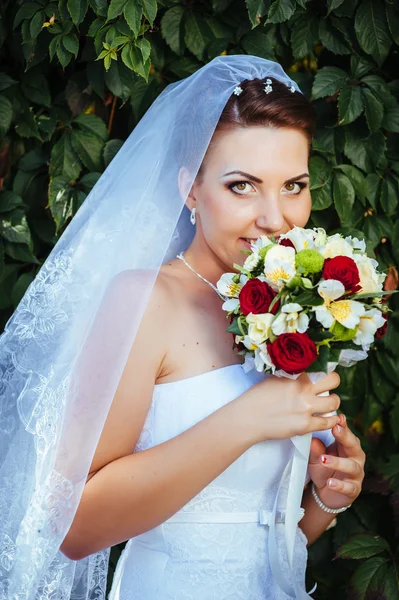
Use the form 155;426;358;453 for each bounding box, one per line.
0;55;305;600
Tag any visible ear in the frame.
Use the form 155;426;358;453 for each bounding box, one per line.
178;166;197;211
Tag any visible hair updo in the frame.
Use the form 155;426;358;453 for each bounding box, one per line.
196;76;317;183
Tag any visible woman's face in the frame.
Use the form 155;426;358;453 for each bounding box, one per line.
185;125;312;272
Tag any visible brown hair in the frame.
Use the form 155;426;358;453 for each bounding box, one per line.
197;76;317;182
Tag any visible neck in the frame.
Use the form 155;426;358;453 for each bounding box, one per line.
182;236;236;285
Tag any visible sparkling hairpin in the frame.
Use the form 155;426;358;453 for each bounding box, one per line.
263;78;273;94
233;85;243;96
287;83;296;93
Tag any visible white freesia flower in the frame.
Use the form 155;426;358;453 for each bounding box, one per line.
254;342;275;373
338;348;369;367
315;279;365;328
345;236;366;253
319;234;354;259
246;312;274;345
235;334;258;351
278;225;315;251
271;303;309;335
252;236;275;250
353;254;385;294
314;227;327;247
243;251;260;272
217;272;248;312
263;245;296;291
354;308;386;346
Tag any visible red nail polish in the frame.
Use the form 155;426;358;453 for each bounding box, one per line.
321;455;328;464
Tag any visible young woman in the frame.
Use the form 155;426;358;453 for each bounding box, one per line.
0;55;365;600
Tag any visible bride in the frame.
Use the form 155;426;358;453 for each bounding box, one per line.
0;55;365;600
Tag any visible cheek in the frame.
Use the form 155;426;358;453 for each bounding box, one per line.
283;195;312;225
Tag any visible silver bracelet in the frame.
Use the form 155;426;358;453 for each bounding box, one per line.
311;482;352;514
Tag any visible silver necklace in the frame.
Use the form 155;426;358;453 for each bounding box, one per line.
176;252;228;300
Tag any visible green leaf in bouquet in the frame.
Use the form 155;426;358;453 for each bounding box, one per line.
307;329;335;342
348;290;398;301
329;320;357;342
307;344;329;373
226;318;241;335
293;290;325;306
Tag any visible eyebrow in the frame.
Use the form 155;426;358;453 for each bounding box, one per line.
221;170;310;184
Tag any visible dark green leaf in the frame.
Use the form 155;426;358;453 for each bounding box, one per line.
241;28;275;60
333;172;355;223
291;14;319;61
362;87;383;132
0;95;12;137
337;534;390;559
67;0;88;26
266;0;296;24
12;272;36;308
48;176;75;234
0;192;24;214
71;129;104;171
0;210;32;245
13;2;41;29
311;66;348;100
336;165;367;204
338;84;364;125
74;113;108;142
386;0;399;45
390;392;399;444
142;0;157;25
124;0;143;38
354;0;392;66
380;176;398;216
50;132;82;181
319;18;351;54
245;0;270;29
184;12;212;61
311;181;333;210
107;0;128;21
307;344;329;373
309;156;332;190
62;33;79;57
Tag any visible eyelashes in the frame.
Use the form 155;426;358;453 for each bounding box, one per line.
227;180;308;196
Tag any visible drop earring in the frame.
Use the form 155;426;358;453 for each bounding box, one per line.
190;207;196;225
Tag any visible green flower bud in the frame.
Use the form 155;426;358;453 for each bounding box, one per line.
295;249;324;275
330;321;357;342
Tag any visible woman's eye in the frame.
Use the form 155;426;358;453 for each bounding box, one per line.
228;181;254;195
283;182;308;195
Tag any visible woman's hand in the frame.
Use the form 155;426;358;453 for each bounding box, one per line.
307;413;366;510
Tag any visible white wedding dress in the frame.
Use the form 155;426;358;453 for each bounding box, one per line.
108;364;335;600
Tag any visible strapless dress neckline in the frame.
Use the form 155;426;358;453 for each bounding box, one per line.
154;363;245;387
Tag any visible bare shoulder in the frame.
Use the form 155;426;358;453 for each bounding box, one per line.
85;267;180;478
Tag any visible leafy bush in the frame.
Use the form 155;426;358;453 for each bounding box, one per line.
1;0;398;597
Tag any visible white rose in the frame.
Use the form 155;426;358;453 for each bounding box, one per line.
353;255;384;294
246;312;275;345
320;234;354;259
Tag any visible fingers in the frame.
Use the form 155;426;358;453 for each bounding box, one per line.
319;453;364;478
313;392;341;415
332;415;366;462
312;371;340;395
312;413;340;432
325;477;361;499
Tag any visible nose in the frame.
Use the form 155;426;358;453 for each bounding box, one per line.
255;193;285;234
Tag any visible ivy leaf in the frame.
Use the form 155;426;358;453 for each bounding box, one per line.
309;155;332;190
184;12;212;61
380;176;398;216
245;0;270;29
333;172;355;223
62;33;79;57
336;533;390;559
266;0;296;24
362;87;383;132
48;176;75;234
74;113;108;142
338;84;364;125
386;0;399;45
336;165;367;204
71;129;104;171
291;13;319;60
67;0;88;26
107;0;128;22
319;18;352;54
142;0;157;25
354;0;392;66
311;66;348;100
0;95;12;137
13;2;41;29
124;0;143;38
311;180;333;211
50;132;82;180
0;210;32;245
241;28;274;60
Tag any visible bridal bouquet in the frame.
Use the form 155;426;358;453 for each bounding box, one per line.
216;226;392;377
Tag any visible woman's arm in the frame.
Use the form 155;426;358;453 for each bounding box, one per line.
60;394;254;561
299;483;336;546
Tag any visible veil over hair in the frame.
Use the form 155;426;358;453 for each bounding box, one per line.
0;54;315;600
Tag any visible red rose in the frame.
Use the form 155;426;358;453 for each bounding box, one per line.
267;333;318;374
279;238;295;249
322;256;361;294
239;279;279;315
376;313;388;339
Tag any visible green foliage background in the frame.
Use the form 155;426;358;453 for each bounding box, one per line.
1;0;399;597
